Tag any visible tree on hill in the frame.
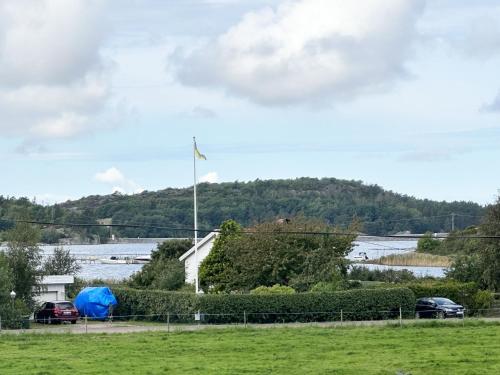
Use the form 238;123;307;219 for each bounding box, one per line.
1;178;487;240
199;218;357;293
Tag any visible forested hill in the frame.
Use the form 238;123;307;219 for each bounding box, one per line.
0;178;486;241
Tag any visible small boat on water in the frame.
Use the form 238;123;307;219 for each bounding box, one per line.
353;252;369;261
98;255;151;265
133;255;151;264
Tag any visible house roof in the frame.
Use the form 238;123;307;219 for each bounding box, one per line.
179;232;218;261
40;275;75;285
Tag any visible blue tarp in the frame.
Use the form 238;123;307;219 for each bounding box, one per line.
74;287;118;319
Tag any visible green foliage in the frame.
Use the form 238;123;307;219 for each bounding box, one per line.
4;223;42;309
443;200;500;290
2;178;485;240
200;288;415;323
446;253;483;285
40;228;65;244
154;239;193;260
199;220;242;293
200;218;356;293
349;266;417;283
425;227;480;256
112;287;415;324
250;284;296;295
112;287;197;322
42;246;81;275
473;290;494;312
0;252;29;328
416;233;442;253
310;269;350;292
404;280;490;313
128;239;191;290
470;201;500;290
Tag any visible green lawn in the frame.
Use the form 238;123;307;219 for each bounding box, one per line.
1;322;500;374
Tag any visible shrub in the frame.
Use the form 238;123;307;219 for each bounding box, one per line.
250;284;296;295
200;288;415;323
112;287;197;323
112;287;415;324
349;266;416;283
404;280;492;313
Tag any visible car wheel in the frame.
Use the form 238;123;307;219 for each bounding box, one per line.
71;320;77;324
436;311;445;319
415;312;420;319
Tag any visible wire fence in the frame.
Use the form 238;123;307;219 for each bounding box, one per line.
3;307;500;333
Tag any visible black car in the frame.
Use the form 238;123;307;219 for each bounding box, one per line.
35;301;79;324
415;297;465;319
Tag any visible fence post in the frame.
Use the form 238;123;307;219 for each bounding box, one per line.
0;315;2;332
167;312;170;333
85;316;88;334
340;310;343;327
399;306;402;327
244;311;247;328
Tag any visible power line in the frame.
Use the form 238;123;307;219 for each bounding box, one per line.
6;219;500;240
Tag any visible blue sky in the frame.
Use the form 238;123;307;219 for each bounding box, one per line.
1;0;500;205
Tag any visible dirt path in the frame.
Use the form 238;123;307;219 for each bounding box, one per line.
2;317;495;335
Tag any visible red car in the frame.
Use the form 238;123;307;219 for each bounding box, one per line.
35;301;79;324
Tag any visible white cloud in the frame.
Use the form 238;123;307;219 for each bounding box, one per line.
199;172;219;183
95;167;125;184
0;0;112;141
94;167;144;194
173;0;426;106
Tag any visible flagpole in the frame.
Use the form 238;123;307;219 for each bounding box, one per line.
193;136;199;294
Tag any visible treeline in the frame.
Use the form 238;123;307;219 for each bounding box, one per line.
1;177;486;241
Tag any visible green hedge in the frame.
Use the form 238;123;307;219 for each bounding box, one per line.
113;287;415;324
113;288;197;322
405;280;493;313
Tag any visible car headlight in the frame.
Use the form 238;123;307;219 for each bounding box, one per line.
444;308;454;312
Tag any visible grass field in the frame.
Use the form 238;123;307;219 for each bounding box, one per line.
1;322;500;374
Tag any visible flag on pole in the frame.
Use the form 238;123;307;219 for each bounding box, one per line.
194;141;207;160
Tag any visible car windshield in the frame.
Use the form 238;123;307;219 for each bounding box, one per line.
56;302;74;309
433;298;455;305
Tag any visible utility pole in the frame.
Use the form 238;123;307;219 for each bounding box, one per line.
451;213;455;232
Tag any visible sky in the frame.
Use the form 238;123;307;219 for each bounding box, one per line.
1;0;500;205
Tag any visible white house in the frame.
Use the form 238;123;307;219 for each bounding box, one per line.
35;275;75;303
179;232;218;284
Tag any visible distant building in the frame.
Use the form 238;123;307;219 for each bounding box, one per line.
35;275;75;303
179;232;218;284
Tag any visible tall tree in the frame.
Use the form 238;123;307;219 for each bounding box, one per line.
199;220;242;293
199;218;357;293
447;198;500;290
43;246;81;275
5;223;42;309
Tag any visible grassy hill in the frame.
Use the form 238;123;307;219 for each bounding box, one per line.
1;177;485;241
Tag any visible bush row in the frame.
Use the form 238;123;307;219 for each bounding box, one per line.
112;288;197;322
404;280;493;313
112;287;415;324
